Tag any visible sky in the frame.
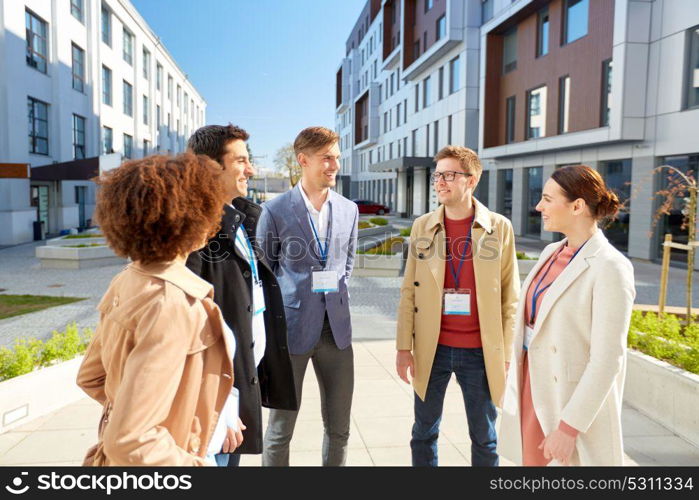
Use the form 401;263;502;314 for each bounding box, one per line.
131;0;366;171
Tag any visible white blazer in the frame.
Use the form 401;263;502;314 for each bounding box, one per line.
498;230;635;465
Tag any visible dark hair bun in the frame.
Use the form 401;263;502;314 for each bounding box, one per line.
597;189;620;220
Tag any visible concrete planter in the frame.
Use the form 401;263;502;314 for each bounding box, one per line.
0;356;85;434
358;224;393;239
624;349;699;448
36;244;126;269
47;236;106;247
517;259;537;281
354;253;403;277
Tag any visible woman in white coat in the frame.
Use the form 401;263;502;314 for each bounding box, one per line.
498;165;635;466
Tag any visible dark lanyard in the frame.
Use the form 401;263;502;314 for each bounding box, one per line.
235;228;259;284
447;221;474;289
529;241;587;324
307;212;328;264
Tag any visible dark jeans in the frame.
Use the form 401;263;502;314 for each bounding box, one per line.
262;316;354;466
214;453;241;467
411;345;498;467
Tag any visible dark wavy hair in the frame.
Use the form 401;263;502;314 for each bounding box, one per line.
94;153;227;264
187;124;249;165
551;165;620;222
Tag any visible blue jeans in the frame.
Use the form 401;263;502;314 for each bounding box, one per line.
411;345;498;466
214;453;241;467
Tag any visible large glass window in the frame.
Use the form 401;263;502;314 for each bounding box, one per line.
601;59;613;126
72;114;85;159
599;159;631;252
101;66;112;106
102;126;113;154
436;15;446;41
657;155;699;262
482;0;494;23
423;76;431;108
474;170;490;208
449;56;460;94
124;134;133;159
438;66;444;100
70;0;84;23
28;97;48;155
143;48;150;80
526;86;547;139
503;28;517;74
25;9;48;73
101;6;111;46
526;167;543;236
687;26;699;109
559;76;570;133
537;8;549;57
156;63;162;90
123;81;133;117
143;95;149;125
71;43;85;92
123;29;134;65
563;0;589;45
506;95;516;144
498;169;513;220
167;75;173;100
425;0;434;13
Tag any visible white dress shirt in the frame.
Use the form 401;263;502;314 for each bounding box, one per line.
299;182;330;251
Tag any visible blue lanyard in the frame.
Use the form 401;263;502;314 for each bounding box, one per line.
307;212;328;264
529;241;587;325
447;221;474;289
235;228;259;284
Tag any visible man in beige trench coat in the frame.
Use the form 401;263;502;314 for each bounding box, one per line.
395;146;519;466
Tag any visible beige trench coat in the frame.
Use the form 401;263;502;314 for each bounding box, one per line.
396;200;520;406
498;230;635;465
77;261;234;466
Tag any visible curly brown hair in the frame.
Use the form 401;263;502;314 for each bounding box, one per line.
94;153;227;264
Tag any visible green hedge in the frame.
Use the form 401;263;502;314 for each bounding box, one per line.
399;227;412;237
0;323;93;382
628;311;699;374
369;217;389;226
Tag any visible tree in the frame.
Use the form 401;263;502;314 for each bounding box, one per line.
274;143;301;187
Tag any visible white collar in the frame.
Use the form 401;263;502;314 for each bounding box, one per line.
299;182;329;215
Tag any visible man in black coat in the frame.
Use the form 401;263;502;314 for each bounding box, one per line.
185;124;297;466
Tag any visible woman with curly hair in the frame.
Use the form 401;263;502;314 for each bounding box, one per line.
77;153;239;466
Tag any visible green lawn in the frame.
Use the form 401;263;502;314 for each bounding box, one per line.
0;294;85;320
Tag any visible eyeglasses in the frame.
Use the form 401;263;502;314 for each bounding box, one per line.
430;171;471;183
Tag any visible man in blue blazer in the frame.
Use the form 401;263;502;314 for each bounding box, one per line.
258;126;359;466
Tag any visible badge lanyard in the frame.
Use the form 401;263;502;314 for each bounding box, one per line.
447;221;474;289
529;241;587;325
235;228;259;285
307;211;329;266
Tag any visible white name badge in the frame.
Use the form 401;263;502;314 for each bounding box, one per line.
312;270;339;293
443;288;471;316
252;281;266;315
523;326;535;350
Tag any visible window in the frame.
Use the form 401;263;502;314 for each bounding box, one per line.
505;96;516;144
396;103;402;127
425;0;434;13
124;134;133;159
558;76;570;133
537;8;549;57
403;99;407;123
184;93;189;114
101;6;111;46
601;59;612;126
102;65;112;105
143;48;150;80
563;0;589;45
447;115;453;144
526;86;547;139
526;167;543;236
687;26;699;109
422;76;431;108
143;95;149;125
123;29;134;65
71;43;85;92
436;15;446;41
415;83;420;112
71;0;84;23
474;170;490;207
378;84;383;104
503;28;517;73
413;40;420;60
482;0;494;23
599;159;632;252
156;63;162;90
156;104;161;127
28;97;48;155
167;112;171;132
412;129;417;155
167;75;173;100
143;139;150;156
384;112;388;133
390;73;395;95
123;81;133;116
25;9;48;73
72;114;85;159
449;56;460;94
433;120;439;155
498;169;513;220
177;85;181;107
423;31;427;52
425;124;430;156
438;66;444;100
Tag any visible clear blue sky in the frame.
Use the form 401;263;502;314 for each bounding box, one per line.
131;0;365;170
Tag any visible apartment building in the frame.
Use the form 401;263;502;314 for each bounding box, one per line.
0;0;206;245
337;0;699;264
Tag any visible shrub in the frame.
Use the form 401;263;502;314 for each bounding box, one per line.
0;323;94;382
369;217;389;226
358;236;404;255
628;311;699;374
516;251;535;260
358;221;374;230
399;227;412;237
63;234;103;239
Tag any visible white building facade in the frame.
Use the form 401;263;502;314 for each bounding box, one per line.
0;0;206;245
